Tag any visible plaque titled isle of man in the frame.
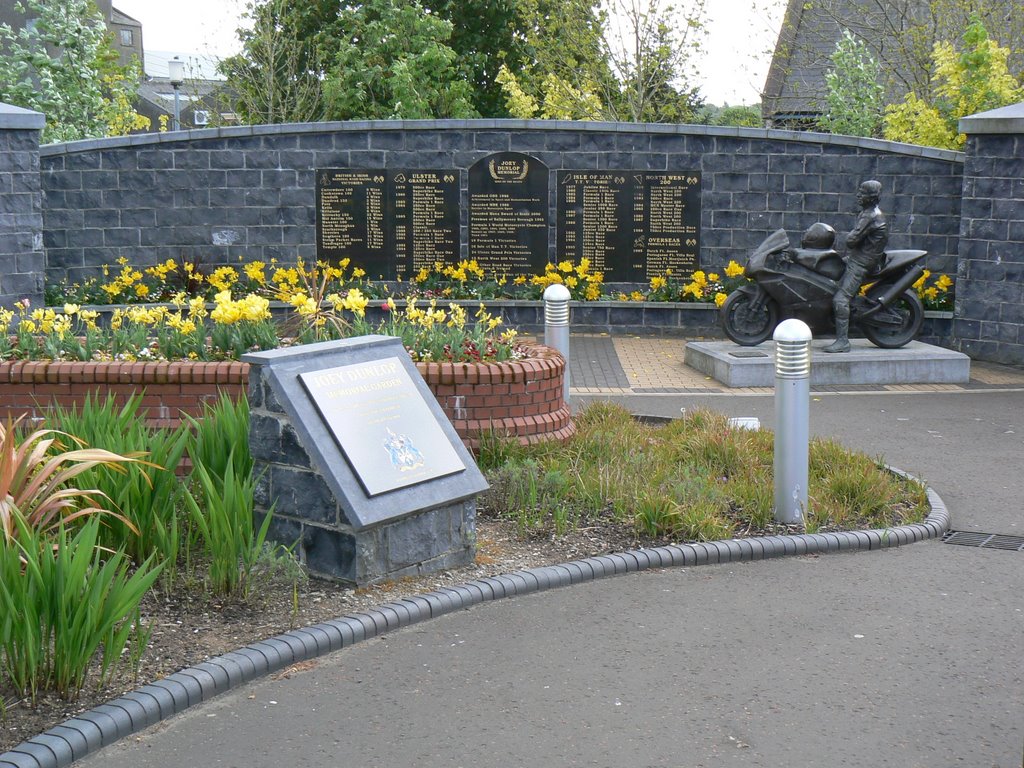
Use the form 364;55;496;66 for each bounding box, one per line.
557;171;701;281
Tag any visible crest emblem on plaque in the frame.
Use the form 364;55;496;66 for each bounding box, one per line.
383;428;425;471
488;157;529;182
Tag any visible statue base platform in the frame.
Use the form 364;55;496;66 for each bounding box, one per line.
684;339;971;388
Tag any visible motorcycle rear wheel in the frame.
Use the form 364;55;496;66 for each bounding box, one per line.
720;289;779;345
862;290;924;349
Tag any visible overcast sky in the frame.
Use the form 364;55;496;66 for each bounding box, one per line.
114;0;786;106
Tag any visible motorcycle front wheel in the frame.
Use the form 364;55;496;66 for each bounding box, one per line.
720;289;779;345
862;290;924;349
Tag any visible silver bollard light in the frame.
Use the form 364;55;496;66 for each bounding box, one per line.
773;318;812;525
543;282;571;404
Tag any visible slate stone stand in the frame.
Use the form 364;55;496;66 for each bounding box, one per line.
243;336;488;585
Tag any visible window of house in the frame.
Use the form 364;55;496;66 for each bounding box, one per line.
120;29;133;46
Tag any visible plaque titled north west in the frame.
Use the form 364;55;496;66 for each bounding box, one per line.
299;357;466;497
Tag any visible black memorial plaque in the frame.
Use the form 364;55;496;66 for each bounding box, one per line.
557;170;701;281
299;356;466;497
557;171;632;276
316;170;388;276
635;172;701;279
468;152;549;275
391;170;460;280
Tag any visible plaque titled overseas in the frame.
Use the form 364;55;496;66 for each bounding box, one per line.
299;357;465;497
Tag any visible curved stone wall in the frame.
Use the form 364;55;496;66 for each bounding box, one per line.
38;120;964;288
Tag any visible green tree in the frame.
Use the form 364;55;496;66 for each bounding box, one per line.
697;103;763;127
428;0;527;117
768;0;1024;110
219;0;327;124
499;0;707;122
603;0;707;122
818;29;885;137
0;0;148;142
884;16;1024;149
322;0;478;120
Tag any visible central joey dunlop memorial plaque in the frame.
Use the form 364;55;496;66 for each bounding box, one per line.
243;336;487;585
316;169;460;280
468;152;549;275
557;171;701;281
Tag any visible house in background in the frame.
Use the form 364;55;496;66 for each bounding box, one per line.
1;0;140;65
1;1;236;132
134;52;238;131
109;6;143;68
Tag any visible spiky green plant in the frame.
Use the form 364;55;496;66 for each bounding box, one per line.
0;513;160;700
0;416;142;545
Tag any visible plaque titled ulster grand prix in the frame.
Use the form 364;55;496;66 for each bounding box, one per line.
316;169;460;280
316;157;701;282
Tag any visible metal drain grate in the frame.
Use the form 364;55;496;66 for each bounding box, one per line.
941;530;1024;551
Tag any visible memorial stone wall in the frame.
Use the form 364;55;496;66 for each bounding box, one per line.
8;110;1024;364
34;120;964;290
954;104;1024;365
0;104;45;308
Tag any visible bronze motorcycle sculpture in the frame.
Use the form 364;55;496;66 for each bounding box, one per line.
719;222;927;348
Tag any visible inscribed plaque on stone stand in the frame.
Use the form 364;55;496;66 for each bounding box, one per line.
468;152;549;275
299;357;466;497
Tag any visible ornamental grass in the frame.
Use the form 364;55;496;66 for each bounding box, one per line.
477;403;929;540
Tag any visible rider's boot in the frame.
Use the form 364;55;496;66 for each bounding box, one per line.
823;317;851;353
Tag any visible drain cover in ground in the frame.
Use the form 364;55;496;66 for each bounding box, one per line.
728;350;770;358
941;530;1024;551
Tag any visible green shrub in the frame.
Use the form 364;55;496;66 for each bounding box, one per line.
48;395;190;579
185;457;274;599
0;513;159;701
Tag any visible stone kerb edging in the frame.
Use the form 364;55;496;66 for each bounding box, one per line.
0;478;949;768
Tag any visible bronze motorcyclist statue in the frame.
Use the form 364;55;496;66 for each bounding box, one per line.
719;179;926;350
823;180;888;353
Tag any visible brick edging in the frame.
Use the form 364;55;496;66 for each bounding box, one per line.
0;360;248;385
0;476;949;768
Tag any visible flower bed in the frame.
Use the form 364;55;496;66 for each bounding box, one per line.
0;344;572;450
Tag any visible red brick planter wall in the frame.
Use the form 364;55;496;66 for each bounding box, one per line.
0;361;248;428
0;345;574;449
416;344;574;451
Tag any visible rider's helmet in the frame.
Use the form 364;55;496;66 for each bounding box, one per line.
800;222;836;250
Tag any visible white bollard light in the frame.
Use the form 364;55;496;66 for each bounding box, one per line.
773;318;812;525
543;282;571;404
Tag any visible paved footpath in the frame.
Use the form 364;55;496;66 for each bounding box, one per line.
69;338;1024;767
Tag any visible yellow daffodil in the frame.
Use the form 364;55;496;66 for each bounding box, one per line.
725;260;745;278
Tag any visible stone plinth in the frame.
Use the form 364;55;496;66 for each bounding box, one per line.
244;336;488;585
685;339;971;388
